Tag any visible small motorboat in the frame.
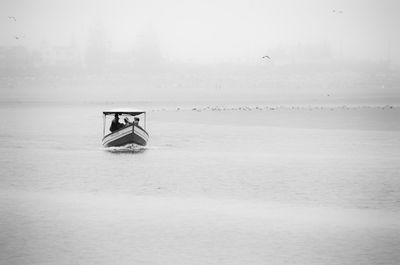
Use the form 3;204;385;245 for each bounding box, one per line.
102;109;149;147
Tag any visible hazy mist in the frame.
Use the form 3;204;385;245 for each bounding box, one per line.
1;0;399;103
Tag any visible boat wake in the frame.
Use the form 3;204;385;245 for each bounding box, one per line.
104;144;147;154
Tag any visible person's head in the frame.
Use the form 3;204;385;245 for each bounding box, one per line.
114;113;119;119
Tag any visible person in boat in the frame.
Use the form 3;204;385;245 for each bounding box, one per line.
110;113;123;132
124;117;132;126
133;117;144;130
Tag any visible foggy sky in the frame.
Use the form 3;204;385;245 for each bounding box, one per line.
1;0;399;64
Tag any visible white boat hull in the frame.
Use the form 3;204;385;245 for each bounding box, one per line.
102;125;149;147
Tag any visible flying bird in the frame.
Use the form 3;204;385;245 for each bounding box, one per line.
8;16;16;21
262;55;271;59
15;36;19;40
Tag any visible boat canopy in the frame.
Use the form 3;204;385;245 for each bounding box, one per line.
103;108;146;116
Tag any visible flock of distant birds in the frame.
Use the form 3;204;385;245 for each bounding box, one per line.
150;105;395;113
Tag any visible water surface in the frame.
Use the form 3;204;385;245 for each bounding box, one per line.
1;102;399;265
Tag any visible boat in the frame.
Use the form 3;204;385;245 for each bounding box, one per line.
102;109;149;147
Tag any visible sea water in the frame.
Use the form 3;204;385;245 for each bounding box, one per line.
1;102;399;265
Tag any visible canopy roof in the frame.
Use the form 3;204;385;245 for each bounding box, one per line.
103;108;146;116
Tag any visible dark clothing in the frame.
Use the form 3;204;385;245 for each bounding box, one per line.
133;121;144;131
110;118;123;132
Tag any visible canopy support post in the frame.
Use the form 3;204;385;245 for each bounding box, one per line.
103;114;105;136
